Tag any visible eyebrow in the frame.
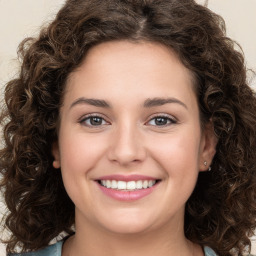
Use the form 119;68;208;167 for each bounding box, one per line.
143;97;188;109
70;97;111;109
70;97;187;109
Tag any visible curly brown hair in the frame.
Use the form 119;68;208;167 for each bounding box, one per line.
1;0;256;255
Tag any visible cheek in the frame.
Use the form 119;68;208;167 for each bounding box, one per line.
152;132;200;170
149;128;201;198
58;131;109;207
59;131;107;177
154;134;201;209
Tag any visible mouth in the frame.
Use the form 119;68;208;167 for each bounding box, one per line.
95;175;161;201
97;179;161;191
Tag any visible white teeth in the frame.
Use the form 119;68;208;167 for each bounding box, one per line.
142;180;148;189
127;181;136;190
111;180;118;189
106;180;111;188
117;181;126;190
136;180;143;189
100;180;157;190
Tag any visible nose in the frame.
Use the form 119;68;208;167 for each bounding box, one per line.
107;122;147;166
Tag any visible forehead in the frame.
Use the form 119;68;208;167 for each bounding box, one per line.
65;40;197;106
81;40;192;77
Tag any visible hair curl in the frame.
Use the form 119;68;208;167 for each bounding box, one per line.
1;0;256;255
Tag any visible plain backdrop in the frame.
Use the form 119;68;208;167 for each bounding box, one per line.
0;1;256;255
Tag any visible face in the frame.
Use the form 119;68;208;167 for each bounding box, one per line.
53;41;216;236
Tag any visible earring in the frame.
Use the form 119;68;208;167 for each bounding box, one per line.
204;161;211;171
53;160;60;169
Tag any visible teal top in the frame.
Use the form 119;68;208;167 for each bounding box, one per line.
8;240;218;256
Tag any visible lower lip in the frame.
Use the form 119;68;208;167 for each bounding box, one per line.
97;182;159;201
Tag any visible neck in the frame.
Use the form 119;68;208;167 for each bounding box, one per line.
62;211;204;256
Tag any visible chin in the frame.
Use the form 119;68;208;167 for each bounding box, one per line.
97;210;156;235
104;221;152;235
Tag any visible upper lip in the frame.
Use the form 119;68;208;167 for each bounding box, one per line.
96;174;159;182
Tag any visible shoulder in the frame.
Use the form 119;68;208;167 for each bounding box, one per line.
204;246;218;256
203;246;256;256
8;241;63;256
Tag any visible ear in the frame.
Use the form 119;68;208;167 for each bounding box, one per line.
52;142;61;169
199;121;218;172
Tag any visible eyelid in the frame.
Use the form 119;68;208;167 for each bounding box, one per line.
78;113;111;127
78;112;177;127
145;113;178;126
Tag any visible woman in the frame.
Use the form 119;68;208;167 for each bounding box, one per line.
1;0;256;255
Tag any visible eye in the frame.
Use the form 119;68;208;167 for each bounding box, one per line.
147;115;177;127
80;114;109;127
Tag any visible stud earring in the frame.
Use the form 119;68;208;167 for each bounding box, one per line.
204;161;207;166
208;166;212;172
53;160;60;169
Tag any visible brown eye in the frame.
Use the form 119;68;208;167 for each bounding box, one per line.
147;115;177;126
80;115;108;127
155;117;169;125
89;117;103;125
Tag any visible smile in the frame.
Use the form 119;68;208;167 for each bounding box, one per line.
99;180;157;190
96;175;161;201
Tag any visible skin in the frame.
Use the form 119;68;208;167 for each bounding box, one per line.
52;40;217;256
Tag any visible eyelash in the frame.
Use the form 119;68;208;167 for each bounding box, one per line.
79;113;177;128
79;114;109;128
146;114;177;127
